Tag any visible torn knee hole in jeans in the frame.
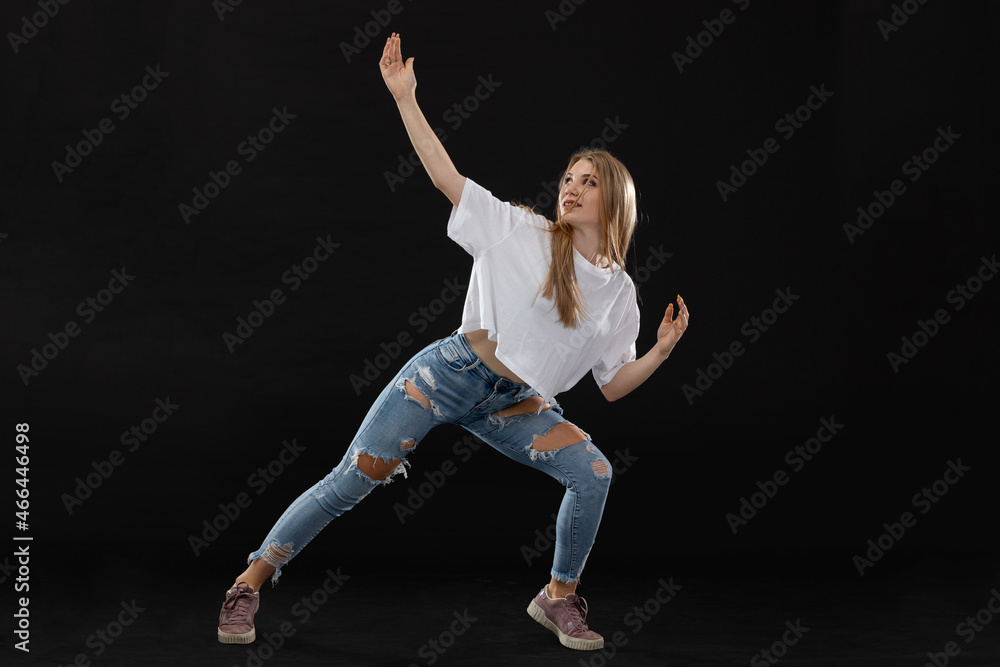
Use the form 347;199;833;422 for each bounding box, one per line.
591;459;612;477
261;541;293;568
584;443;612;477
352;451;408;481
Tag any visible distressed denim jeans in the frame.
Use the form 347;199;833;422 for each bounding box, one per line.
248;332;613;585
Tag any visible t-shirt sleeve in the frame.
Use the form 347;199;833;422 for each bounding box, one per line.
447;177;542;257
592;286;641;388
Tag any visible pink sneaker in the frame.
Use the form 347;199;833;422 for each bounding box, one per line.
218;582;259;644
527;585;604;651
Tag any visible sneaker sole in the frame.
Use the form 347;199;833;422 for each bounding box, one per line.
218;595;259;644
526;599;604;651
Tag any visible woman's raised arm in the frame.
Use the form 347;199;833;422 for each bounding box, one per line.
380;33;466;207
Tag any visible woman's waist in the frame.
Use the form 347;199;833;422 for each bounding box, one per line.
461;329;527;384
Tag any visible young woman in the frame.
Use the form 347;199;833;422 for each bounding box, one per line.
217;32;690;652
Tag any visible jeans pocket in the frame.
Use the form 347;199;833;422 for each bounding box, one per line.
435;338;473;371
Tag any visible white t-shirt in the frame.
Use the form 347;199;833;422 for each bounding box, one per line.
447;177;640;403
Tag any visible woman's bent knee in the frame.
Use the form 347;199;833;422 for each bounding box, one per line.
356;452;403;480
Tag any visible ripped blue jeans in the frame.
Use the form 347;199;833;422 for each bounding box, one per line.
247;332;613;586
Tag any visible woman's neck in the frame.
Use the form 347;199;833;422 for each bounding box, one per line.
571;227;609;268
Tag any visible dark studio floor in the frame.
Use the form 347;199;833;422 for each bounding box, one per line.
12;551;999;667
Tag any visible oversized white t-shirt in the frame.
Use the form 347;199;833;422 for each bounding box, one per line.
447;177;640;403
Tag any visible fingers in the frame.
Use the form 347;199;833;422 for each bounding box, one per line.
660;296;691;337
676;295;690;330
380;39;392;70
664;297;690;328
380;33;403;69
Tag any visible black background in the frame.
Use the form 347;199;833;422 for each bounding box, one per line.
2;0;998;665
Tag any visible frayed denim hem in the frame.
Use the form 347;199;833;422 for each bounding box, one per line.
246;540;294;588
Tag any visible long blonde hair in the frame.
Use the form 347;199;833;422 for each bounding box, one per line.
517;148;637;328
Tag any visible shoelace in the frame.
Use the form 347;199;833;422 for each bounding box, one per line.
565;595;590;630
221;583;255;624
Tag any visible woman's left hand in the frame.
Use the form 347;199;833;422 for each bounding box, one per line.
655;295;690;359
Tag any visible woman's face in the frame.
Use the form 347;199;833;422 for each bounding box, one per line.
559;159;601;227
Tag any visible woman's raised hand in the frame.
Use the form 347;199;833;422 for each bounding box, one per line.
380;32;416;101
656;295;690;359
